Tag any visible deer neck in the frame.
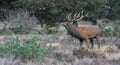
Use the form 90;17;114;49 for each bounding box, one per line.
66;24;80;35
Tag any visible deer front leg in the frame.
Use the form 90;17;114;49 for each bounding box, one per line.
85;39;90;48
96;36;100;49
79;39;84;47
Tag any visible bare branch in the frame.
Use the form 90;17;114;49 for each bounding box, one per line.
17;10;28;24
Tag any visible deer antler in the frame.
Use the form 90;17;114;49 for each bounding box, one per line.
73;13;78;21
74;10;89;21
66;13;72;21
66;11;89;22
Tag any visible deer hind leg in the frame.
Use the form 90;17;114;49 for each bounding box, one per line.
96;36;100;49
90;38;94;48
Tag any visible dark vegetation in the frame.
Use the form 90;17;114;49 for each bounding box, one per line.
0;0;120;26
0;0;119;36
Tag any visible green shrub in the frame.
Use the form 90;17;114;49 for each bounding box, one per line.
11;25;29;34
0;35;49;59
44;27;58;34
0;25;29;34
97;20;120;36
0;25;58;34
36;26;58;34
0;28;13;34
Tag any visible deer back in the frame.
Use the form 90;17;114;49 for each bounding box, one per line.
78;25;101;38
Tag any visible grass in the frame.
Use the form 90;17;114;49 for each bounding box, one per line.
0;34;119;65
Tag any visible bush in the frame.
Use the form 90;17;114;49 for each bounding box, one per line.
97;20;120;36
0;35;49;60
42;27;58;34
0;25;29;34
0;28;13;34
34;26;58;34
0;25;58;34
11;25;29;34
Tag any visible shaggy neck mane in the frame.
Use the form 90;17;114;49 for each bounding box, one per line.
65;23;82;37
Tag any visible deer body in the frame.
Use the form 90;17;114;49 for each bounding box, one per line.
63;22;101;48
63;11;101;48
78;25;101;38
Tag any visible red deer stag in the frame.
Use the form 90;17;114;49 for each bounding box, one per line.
62;11;101;48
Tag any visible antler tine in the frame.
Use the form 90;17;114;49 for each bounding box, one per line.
78;10;85;19
73;13;78;21
66;11;89;22
66;13;72;21
81;10;84;16
76;12;80;19
72;12;83;21
75;10;89;21
85;11;89;17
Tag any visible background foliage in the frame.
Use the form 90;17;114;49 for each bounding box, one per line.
0;0;120;26
0;0;120;36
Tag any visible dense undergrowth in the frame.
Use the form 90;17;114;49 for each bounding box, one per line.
98;20;120;36
0;35;50;60
0;25;58;35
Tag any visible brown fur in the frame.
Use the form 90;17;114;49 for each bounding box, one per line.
63;22;101;48
78;25;101;38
